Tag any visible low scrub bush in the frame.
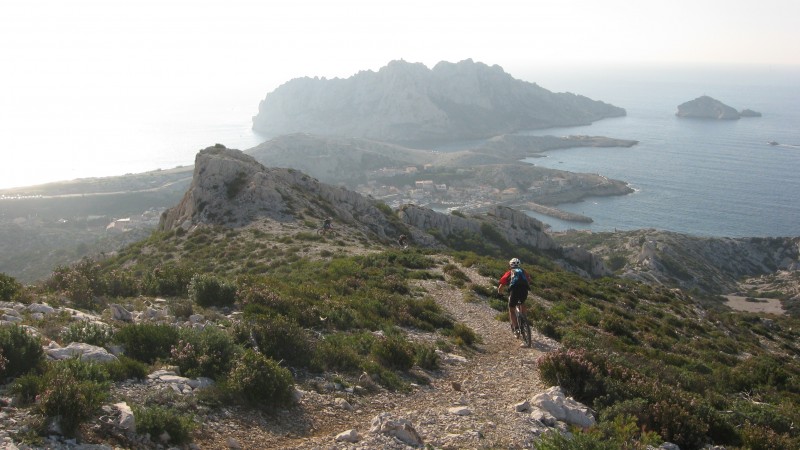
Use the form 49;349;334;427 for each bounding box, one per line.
0;273;22;301
60;321;113;347
188;274;237;308
244;314;313;368
225;349;294;407
105;355;149;381
371;336;415;371
37;359;110;437
537;349;604;404
114;323;179;364
0;324;44;378
134;405;196;446
311;332;374;373
172;327;239;379
413;343;440;370
442;323;479;347
140;263;194;297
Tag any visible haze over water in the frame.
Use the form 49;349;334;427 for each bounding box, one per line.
519;65;800;238
2;63;798;239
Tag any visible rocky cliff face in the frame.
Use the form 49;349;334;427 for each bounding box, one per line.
160;145;404;241
676;96;740;119
252;59;626;142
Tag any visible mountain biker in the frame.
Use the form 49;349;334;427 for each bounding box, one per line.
497;257;532;341
398;234;409;248
322;217;333;231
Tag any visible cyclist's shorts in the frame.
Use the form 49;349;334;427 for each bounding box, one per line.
508;289;528;307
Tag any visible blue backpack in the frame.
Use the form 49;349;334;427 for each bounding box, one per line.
509;268;529;292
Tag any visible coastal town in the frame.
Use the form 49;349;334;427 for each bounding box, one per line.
354;164;631;222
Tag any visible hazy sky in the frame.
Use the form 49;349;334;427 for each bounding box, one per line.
3;0;798;97
1;0;799;189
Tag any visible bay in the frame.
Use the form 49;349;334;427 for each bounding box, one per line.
517;65;800;238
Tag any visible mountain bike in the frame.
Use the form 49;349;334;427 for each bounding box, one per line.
317;226;335;236
515;303;532;348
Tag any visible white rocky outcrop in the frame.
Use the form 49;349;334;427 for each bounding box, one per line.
46;342;119;363
369;413;424;447
531;386;596;429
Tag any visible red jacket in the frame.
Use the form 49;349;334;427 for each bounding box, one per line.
499;268;531;287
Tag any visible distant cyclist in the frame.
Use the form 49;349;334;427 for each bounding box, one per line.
398;234;409;248
319;217;334;235
497;258;532;340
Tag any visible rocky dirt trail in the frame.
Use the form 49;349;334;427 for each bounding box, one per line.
192;260;561;449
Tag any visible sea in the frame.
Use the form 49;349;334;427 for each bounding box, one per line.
2;64;798;238
513;64;800;238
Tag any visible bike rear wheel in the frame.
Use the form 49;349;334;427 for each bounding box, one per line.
517;310;532;348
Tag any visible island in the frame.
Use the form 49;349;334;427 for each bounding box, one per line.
676;96;740;120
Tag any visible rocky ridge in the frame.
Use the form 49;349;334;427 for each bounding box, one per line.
553;229;800;297
161;146;612;278
252;59;626;142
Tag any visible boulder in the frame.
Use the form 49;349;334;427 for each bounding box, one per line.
369;413;423;447
46;343;118;363
531;386;596;429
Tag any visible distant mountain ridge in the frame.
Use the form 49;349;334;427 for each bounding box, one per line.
252;59;626;142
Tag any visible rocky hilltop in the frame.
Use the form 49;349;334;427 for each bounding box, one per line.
252;59;626;142
160;145;609;277
676;95;761;120
554;229;800;296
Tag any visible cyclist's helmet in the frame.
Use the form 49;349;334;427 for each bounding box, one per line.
509;258;521;268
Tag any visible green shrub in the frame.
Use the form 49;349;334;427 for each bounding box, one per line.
0;324;44;378
311;332;375;373
443;323;479;347
246;315;313;368
10;373;43;406
134;405;196;445
60;321;113;347
101;269;140;298
168;298;194;320
114;323;179;364
225;349;294;407
105;355;149;381
537;349;604;404
371;336;415;371
188;274;237;308
413;343;440;370
0;273;22;301
141;263;194;297
46;261;105;310
740;422;798;450
171;327;239;379
642;400;708;450
37;359;110;437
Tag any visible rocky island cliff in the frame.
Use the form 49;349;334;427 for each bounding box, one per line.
676;95;761;120
252;59;626;142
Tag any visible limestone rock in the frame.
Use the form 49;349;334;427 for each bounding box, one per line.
369;413;423;447
114;402;136;433
335;429;360;443
531;386;596;429
46;343;118;363
109;304;133;322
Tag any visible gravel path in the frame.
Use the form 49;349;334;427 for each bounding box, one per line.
191;259;561;449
